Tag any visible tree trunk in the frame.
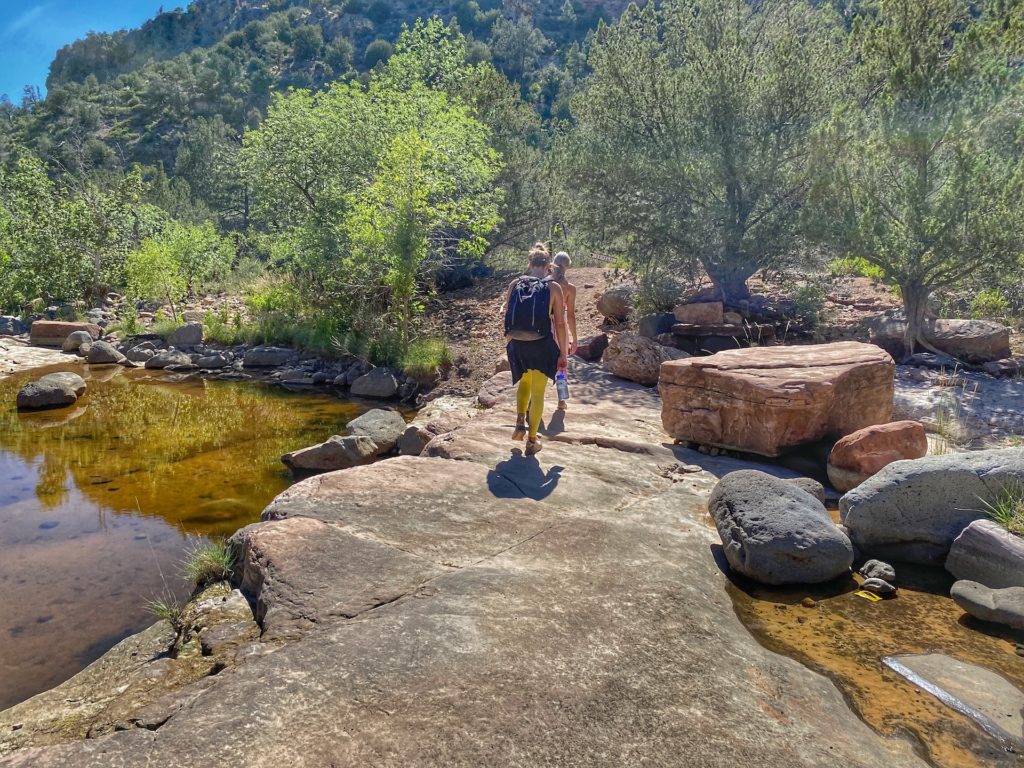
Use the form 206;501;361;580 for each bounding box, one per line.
901;282;930;362
704;261;753;304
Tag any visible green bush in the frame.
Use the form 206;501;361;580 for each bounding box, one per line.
970;289;1010;320
789;283;826;327
827;256;887;282
402;338;453;381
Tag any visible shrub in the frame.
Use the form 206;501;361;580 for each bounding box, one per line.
970;289;1010;320
789;283;826;327
828;256;886;282
182;538;234;588
634;270;684;315
402;338;453;382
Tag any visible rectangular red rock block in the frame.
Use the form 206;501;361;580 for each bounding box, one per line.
659;341;895;457
30;320;102;347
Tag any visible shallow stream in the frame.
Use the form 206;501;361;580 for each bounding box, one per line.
0;363;383;711
729;557;1024;767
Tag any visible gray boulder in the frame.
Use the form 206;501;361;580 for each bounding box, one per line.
167;322;203;348
86;340;127;365
351;367;399;399
951;580;1024;629
194;352;232;369
840;448;1024;564
146;349;193;369
281;435;377;473
637;313;676;340
61;330;93;353
858;559;896;582
243;346;293;368
126;346;156;363
16;372;87;410
784;477;827;505
0;315;26;335
708;470;854;585
946;519;1024;589
346;409;407;455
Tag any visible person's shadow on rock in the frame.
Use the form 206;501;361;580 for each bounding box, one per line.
486;450;563;501
542;409;565;436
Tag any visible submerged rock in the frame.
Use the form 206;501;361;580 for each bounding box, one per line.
708;469;854;585
16;372;87;411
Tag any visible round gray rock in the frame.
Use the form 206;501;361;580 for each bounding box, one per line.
167;322;203;348
346;409;407;455
709;470;854;585
87;340;127;365
146;349;193;369
281;435;377;472
243;346;294;368
840;448;1024;564
351;367;399;399
860;577;896;596
62;330;94;353
16;372;87;410
951;580;1024;629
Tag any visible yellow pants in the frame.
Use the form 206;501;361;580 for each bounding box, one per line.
516;370;548;440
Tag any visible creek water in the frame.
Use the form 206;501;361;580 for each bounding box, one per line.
728;555;1024;767
0;363;385;711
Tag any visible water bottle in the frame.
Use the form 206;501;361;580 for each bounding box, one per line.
555;371;570;401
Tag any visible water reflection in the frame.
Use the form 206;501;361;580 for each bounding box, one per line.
0;364;383;710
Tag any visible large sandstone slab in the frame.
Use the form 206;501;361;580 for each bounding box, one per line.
0;360;928;768
29;321;101;348
660;342;895;456
840;448;1024;564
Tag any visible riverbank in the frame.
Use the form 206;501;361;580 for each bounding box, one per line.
0;360;931;767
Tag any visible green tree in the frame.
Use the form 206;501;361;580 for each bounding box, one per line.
242;76;501;347
563;0;843;300
807;0;1024;358
488;16;552;87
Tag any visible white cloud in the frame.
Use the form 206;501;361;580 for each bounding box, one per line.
1;3;53;40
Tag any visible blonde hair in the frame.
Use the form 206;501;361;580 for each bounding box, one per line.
552;251;570;281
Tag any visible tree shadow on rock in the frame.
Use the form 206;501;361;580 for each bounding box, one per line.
487;449;563;501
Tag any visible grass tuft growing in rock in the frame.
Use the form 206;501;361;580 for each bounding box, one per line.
183;538;235;588
980;481;1024;537
145;596;184;631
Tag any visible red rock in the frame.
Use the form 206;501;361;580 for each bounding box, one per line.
30;320;101;347
829;421;927;476
659;342;894;456
673;302;724;325
575;333;609;361
604;334;689;386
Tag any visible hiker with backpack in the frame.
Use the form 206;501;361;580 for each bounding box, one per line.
502;246;569;456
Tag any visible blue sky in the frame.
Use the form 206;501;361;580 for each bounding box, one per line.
0;1;169;101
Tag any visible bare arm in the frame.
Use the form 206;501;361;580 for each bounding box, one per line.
499;280;516;318
550;282;568;372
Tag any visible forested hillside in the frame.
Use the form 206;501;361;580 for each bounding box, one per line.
1;0;1022;371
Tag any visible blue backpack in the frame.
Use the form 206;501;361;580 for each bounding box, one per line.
504;276;552;341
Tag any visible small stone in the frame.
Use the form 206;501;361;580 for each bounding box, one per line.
858;559;896;582
801;597;816;608
860;577;897;596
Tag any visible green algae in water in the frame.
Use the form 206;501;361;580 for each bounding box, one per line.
0;364;390;711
